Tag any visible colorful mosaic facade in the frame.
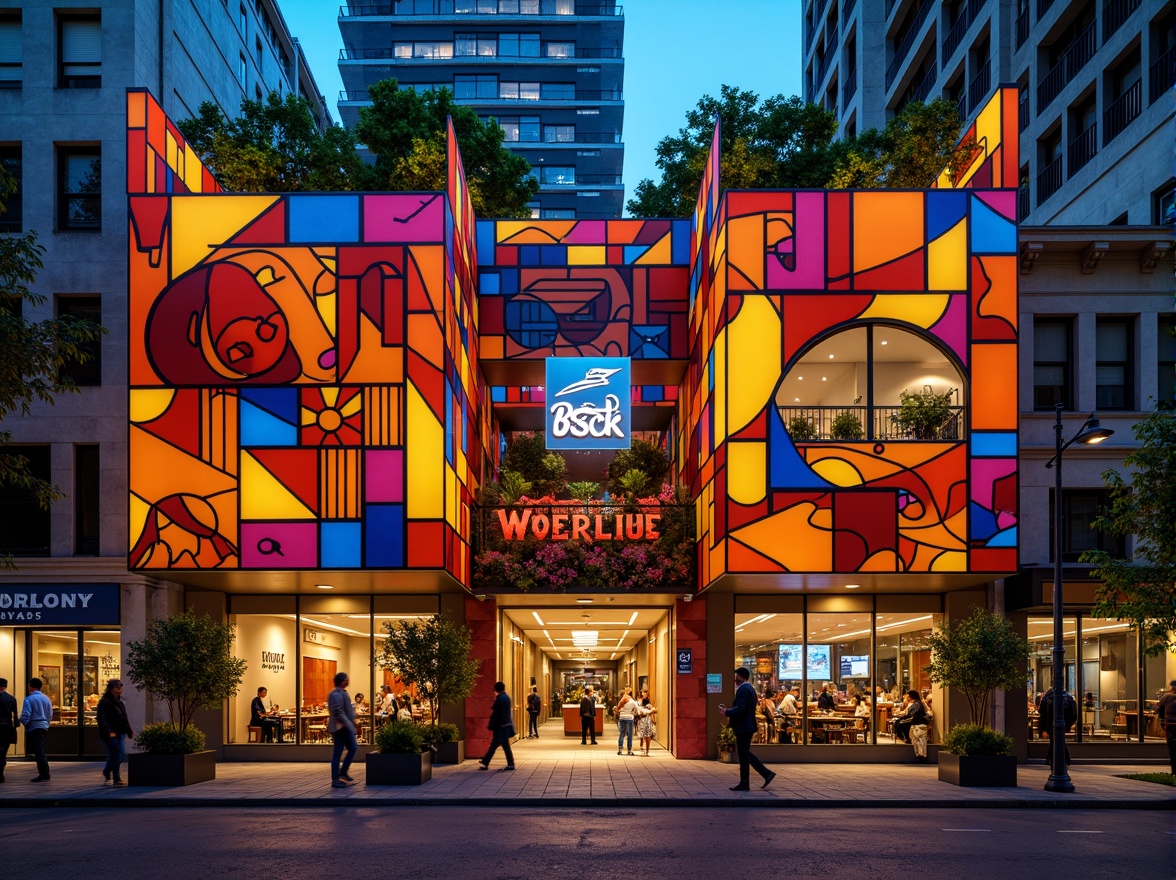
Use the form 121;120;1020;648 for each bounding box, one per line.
127;86;1019;590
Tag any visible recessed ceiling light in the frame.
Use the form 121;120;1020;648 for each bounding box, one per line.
828;354;835;359
576;597;593;604
315;584;333;590
880;340;888;345
794;397;800;402
798;376;804;381
821;377;826;381
532;611;545;626
845;584;861;589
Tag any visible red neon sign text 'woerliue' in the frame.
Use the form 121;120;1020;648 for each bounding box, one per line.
496;508;660;543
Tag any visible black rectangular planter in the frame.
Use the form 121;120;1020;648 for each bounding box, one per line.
937;752;1017;787
365;750;432;786
433;739;465;765
127;750;217;787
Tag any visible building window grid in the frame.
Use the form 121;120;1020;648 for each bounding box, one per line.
1037;18;1097;114
57;147;101;231
58;15;101;89
1094;318;1132;411
74;444;100;556
1066;97;1097;178
1102;0;1141;43
0;14;20;88
57;296;102;386
0;144;21;232
1158;316;1176;407
1048;489;1125;562
1033;318;1072;410
0;445;51;556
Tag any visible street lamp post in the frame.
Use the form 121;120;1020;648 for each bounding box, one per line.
1044;402;1113;793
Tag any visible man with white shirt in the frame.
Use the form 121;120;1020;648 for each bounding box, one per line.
19;678;53;782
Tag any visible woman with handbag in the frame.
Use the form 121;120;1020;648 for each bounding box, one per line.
635;689;656;756
895;689;931;762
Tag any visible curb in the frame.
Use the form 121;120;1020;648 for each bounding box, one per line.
2;795;1173;810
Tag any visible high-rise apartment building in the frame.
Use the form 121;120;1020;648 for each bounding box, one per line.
0;0;330;750
802;0;1174;225
336;0;625;219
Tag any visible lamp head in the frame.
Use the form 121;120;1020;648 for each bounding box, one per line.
1075;415;1114;445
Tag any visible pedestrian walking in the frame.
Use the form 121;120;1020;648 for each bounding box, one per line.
579;685;598;745
478;681;516;771
526;685;541;738
1037;686;1077;773
615;687;637;755
96;679;134;786
327;671;358;788
717;667;776;792
19;677;53;783
1155;680;1176;775
635;688;656;756
0;678;18;783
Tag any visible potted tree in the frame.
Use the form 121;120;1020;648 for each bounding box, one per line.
376;614;481;764
125;610;246;787
367;718;432;785
717;723;737;763
927;608;1031;787
829;410;864;441
890;386;955;439
788;414;818;441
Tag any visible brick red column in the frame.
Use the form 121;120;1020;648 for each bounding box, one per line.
464;594;498;757
673;595;708;759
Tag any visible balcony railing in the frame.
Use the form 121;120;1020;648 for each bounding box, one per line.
1067;123;1097;176
1037;21;1097;112
968;59;991;114
1150;45;1176;106
340;46;622;60
816;48;835;87
1017;183;1030;221
843;66;858;103
777;405;966;442
844;0;858;17
885;0;932;89
943;0;982;61
901;60;937;109
1037;0;1056;18
340;88;622;102
1015;7;1029;50
1103;79;1142;146
537;174;622;186
956;91;967;121
340;3;624;16
1018;89;1029;131
1036;154;1062;204
1102;0;1141;42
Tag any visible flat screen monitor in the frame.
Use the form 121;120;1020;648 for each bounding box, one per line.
777;644;802;679
840;655;869;678
806;644;831;680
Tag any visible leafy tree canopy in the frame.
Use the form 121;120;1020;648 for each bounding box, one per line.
1084;409;1176;655
0;169;105;566
375;615;481;733
177;92;370;192
926;607;1030;728
502;432;567;498
607;438;669;497
356;79;539;217
627;85;970;217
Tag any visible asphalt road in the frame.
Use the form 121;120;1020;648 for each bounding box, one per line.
4;807;1172;879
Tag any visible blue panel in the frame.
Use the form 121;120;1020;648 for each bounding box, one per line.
672;221;691;265
519;245;541;266
969;501;998;540
240;388;298;423
768;408;833;489
642;385;664;402
491;386;507;402
631;324;669;359
288;195;359;243
444;378;455;467
240;399;297;447
477;221;496;264
499;268;518;294
320;522;361;568
540;245;567;266
624;245;647;264
708;349;715;392
985;526;1017;548
926;191;968;241
970;196;1016;254
971;432;1017;457
480;272;500;294
365;504;404;567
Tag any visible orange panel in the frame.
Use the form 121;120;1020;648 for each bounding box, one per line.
853;192;924;272
971;344;1017;429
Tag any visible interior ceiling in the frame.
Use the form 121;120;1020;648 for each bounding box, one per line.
733;611;938;652
501;598;672;663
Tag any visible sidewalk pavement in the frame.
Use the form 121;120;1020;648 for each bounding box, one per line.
2;731;1172;809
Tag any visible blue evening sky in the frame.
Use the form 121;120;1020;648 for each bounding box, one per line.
277;0;802;213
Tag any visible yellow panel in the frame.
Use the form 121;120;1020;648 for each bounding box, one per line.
971;344;1018;429
170;196;279;277
240;452;315;520
713;330;726;445
128;494;151;553
927;218;968;291
183;147;203;192
130;388;176;423
165;130;179;173
406;382;444;519
810;457;864;487
859;294;950;329
566;245;605;265
854;192;923;272
635;233;672;265
727;441;766;505
725;295;782;433
445;466;457;529
931;550;967;571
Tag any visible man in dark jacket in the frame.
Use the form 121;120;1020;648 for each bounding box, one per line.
1157;680;1176;775
580;686;598;745
0;678;18;783
1038;687;1077;773
717;667;776;792
478;681;515;771
526;686;542;738
96;679;134;786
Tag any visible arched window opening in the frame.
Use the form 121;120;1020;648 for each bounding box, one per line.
777;324;966;441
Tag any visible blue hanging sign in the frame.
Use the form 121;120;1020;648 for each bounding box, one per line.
0;583;120;625
545;357;631;450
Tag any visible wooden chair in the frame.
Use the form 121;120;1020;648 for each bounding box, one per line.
247;725;263;743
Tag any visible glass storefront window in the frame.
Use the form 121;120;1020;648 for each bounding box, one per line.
1028;615;1076;742
805;612;871;745
301;612;374;744
1078;616;1138;740
875;613;938;742
230;613;297;744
